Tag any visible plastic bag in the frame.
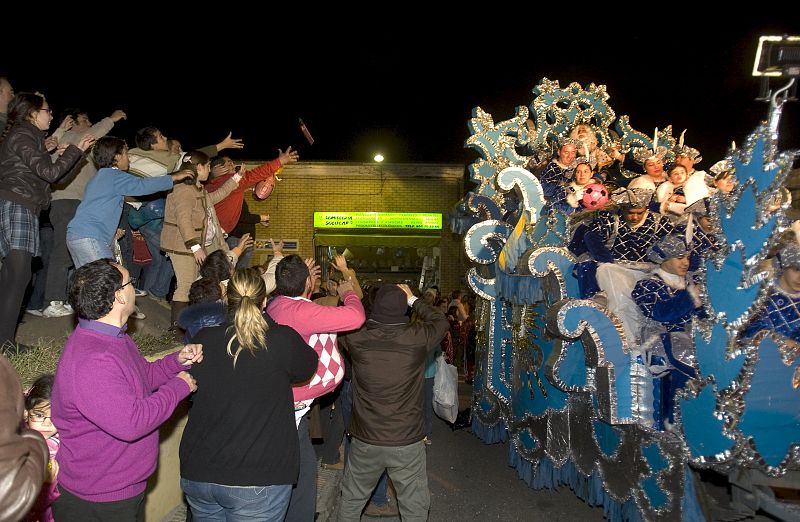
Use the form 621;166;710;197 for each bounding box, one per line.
433;354;458;423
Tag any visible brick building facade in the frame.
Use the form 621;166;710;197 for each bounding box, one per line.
244;161;470;294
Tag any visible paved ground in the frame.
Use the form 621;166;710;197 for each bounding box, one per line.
17;292;173;347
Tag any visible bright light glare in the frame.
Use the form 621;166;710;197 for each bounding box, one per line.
373;154;385;162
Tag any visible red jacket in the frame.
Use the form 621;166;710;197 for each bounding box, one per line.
205;158;282;233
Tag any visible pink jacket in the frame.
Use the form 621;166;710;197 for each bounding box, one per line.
267;291;365;402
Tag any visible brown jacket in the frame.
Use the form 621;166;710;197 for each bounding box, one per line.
340;299;448;446
161;178;238;256
0;353;48;521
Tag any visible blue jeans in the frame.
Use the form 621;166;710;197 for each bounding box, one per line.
226;235;254;269
67;236;114;268
139;223;173;298
181;478;291;522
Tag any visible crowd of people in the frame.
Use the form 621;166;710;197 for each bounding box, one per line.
0;76;481;521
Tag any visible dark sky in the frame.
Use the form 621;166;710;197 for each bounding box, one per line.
5;19;799;168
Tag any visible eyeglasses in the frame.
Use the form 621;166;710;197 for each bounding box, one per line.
118;277;137;291
28;411;52;424
39;108;52;113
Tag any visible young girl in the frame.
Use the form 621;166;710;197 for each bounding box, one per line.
656;165;689;219
24;374;59;522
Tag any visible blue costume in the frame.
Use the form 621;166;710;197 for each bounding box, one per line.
741;284;800;343
539;161;573;201
573;211;674;297
633;266;707;430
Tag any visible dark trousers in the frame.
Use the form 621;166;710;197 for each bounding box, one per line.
52;485;145;522
0;249;32;347
313;387;344;465
27;224;53;311
284;414;317;521
45;199;79;302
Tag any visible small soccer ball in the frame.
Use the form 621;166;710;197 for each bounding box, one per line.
254;177;275;200
581;183;608;208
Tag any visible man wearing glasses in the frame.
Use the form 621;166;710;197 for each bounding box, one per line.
50;260;203;521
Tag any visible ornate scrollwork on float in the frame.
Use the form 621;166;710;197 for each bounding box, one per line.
453;76;800;520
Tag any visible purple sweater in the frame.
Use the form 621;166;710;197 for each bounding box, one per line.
51;321;191;502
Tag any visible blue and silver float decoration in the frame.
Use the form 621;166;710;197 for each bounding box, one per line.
454;78;799;521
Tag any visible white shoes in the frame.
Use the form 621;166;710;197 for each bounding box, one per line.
131;306;146;320
42;301;74;318
134;288;148;297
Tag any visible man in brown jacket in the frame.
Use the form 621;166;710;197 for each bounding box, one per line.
0;352;48;521
338;284;448;521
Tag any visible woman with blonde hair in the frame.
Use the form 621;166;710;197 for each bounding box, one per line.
161;150;253;333
180;268;317;520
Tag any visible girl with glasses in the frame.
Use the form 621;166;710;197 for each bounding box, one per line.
24;374;60;522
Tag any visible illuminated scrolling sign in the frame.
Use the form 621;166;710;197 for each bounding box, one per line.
313;212;442;230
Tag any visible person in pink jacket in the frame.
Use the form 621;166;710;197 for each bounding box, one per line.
267;254;365;522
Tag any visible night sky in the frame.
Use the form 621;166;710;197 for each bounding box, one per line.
5;19;799;171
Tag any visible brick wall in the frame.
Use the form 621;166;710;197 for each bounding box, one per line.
243;161;471;294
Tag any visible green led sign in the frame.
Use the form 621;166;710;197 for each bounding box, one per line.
314;212;442;230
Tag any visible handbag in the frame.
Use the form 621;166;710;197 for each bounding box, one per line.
132;231;153;265
433;354;458;423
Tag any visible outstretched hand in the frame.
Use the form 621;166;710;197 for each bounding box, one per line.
278;146;300;165
330;254;348;273
270;238;284;256
397;284;414;299
217;132;244;151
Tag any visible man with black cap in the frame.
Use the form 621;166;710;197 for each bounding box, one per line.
338;283;449;521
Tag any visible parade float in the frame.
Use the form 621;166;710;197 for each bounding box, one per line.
451;36;800;521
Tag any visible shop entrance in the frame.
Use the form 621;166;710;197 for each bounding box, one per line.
312;212;443;290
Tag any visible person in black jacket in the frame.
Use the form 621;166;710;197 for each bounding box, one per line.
0;93;94;352
180;268;317;521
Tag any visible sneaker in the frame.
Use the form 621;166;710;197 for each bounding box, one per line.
423;436;432;446
42;301;74;318
363;502;399;518
134;288;148;297
62;302;73;313
131;306;146;320
26;308;44;317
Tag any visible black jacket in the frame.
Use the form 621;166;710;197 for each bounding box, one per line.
0;121;84;213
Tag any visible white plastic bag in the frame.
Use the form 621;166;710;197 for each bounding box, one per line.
433;354;459;423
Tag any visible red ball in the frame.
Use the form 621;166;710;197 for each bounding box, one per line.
581;183;608;208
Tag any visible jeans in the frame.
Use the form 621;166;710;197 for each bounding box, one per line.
284;415;317;522
226;235;254;269
181;478;291;522
371;471;389;505
139;223;173;298
66;236;113;269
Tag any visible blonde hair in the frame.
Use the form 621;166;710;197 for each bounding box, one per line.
225;268;269;366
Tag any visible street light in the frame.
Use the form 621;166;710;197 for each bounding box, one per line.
373;153;385;162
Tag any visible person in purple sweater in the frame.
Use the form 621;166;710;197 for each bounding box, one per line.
50;259;203;521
